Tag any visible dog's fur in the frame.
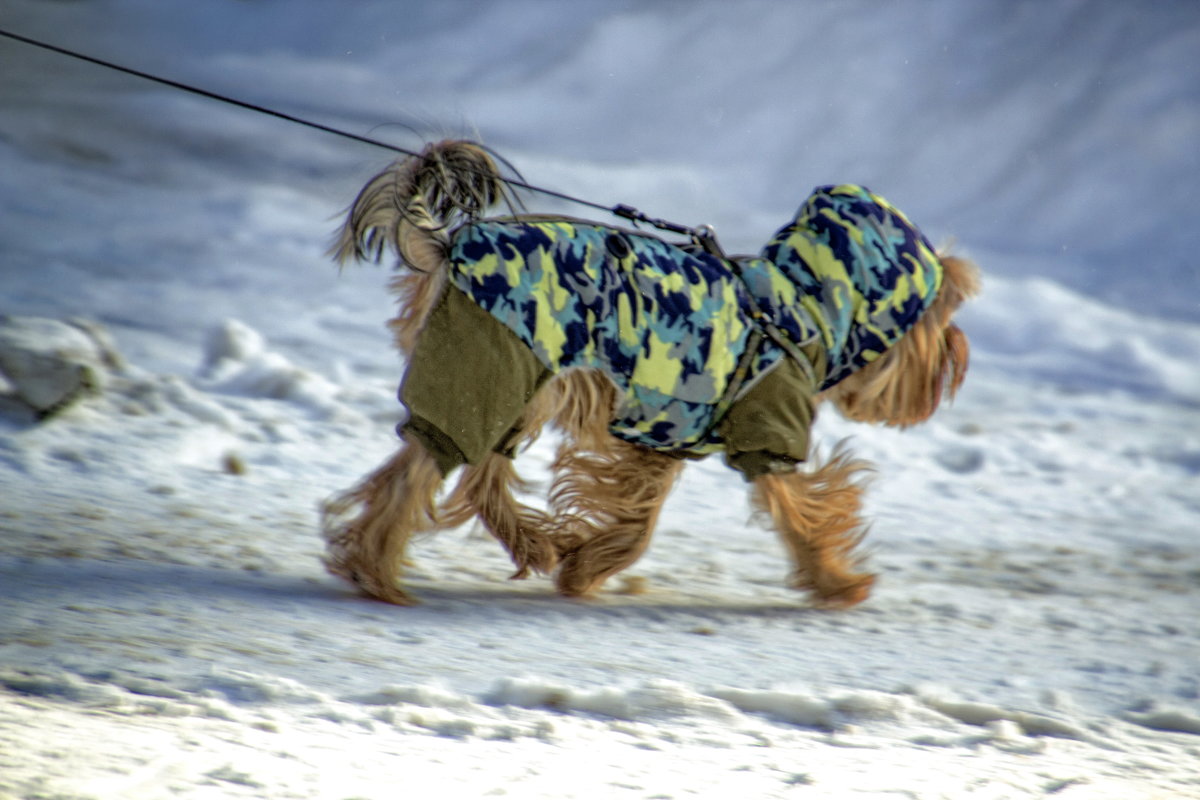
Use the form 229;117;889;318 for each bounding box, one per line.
323;140;980;608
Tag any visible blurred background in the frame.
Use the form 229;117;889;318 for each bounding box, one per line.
2;0;1198;342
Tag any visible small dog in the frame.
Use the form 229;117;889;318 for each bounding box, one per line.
323;140;979;608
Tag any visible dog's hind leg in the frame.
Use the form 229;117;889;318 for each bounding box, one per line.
439;452;560;579
321;440;443;605
551;440;684;598
750;448;876;608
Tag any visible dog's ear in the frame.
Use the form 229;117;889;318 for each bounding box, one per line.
942;322;971;400
931;255;980;403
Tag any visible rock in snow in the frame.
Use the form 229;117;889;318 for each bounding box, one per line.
0;315;122;421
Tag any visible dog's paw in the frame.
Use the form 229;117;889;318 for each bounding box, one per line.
803;572;875;609
508;535;561;580
554;551;604;599
357;578;420;606
323;556;419;606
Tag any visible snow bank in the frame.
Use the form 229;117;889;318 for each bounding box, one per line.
963;276;1200;403
4;665;1197;798
198;318;344;416
486;677;742;723
0;665;1187;752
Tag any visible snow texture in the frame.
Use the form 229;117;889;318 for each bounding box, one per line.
1;1;1198;798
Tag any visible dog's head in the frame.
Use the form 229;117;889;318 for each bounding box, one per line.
819;254;981;427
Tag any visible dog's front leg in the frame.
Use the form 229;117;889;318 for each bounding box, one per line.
439;452;561;579
321;440;443;605
551;440;684;598
750;449;876;608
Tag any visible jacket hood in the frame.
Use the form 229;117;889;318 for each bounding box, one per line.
749;184;943;390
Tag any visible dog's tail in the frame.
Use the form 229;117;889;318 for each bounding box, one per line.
329;140;506;271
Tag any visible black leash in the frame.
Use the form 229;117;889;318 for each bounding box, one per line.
0;28;698;230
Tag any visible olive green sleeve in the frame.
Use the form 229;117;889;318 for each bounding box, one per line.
399;284;550;476
718;345;826;481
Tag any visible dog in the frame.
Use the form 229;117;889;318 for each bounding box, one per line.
322;140;980;608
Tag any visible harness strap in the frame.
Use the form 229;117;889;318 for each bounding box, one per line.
691;227;819;388
708;328;765;430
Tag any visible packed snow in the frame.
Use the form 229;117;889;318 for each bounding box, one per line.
1;1;1198;798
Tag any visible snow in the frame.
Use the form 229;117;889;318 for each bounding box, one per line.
1;1;1198;797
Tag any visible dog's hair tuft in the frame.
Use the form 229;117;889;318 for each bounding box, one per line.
328;140;505;269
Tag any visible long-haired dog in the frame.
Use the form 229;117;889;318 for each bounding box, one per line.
323;140;980;608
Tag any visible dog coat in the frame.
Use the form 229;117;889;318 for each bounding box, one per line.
444;184;942;456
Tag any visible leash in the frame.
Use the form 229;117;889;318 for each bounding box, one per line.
0;28;708;237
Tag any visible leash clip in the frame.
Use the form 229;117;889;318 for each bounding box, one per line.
612;203;699;238
611;204;727;260
690;223;726;258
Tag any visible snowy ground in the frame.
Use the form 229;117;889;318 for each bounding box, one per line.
2;2;1198;798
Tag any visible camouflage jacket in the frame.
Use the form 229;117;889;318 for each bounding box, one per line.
446;184;943;455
